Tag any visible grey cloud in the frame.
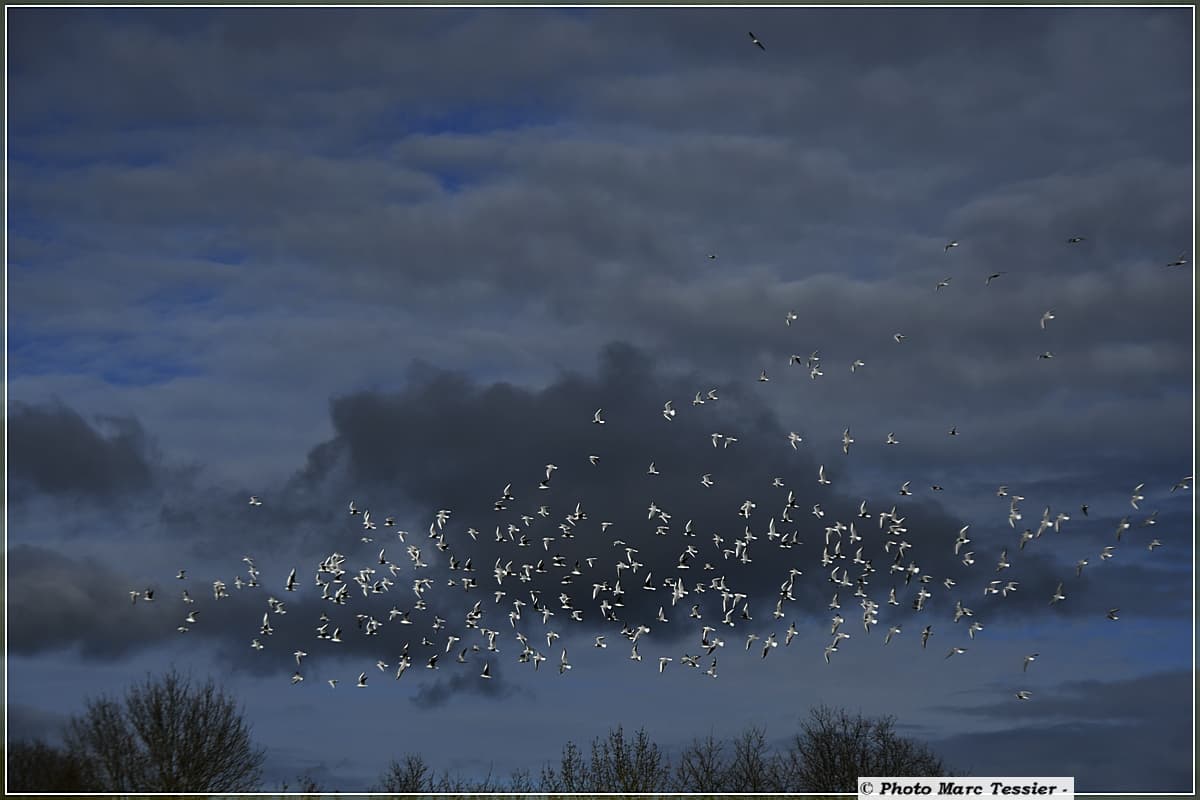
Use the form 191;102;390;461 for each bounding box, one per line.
8;402;158;499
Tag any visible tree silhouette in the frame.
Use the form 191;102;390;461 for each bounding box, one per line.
539;724;671;793
784;704;947;792
6;737;98;792
60;669;265;792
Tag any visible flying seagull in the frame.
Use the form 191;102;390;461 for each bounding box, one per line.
748;31;765;50
1165;253;1188;267
1067;236;1085;244
944;240;959;252
593;409;606;424
985;272;1006;286
1040;310;1055;329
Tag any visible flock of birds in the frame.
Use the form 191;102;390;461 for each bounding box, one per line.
129;30;1190;701
129;231;1190;706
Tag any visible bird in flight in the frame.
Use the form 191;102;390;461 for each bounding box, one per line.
1040;310;1056;329
593;409;606;425
1066;236;1085;244
748;31;765;50
944;240;959;252
985;272;1006;286
935;277;952;291
1165;253;1188;267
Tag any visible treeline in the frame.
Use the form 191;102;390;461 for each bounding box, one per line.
7;669;948;794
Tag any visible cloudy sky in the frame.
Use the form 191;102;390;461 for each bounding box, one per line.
5;6;1195;793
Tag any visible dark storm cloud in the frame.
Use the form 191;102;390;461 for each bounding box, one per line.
932;670;1193;792
410;664;521;710
7;402;157;498
6;545;178;658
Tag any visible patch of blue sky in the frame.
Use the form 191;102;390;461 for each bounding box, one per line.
8;327;201;387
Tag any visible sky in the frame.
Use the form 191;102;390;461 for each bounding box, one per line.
4;5;1196;794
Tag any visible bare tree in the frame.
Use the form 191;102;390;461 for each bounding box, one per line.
784;705;946;792
540;725;670;793
377;753;432;793
62;669;265;792
672;732;729;792
6;737;98;792
587;725;670;793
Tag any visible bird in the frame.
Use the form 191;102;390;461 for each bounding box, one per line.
1049;582;1066;605
788;431;803;450
935;277;952;291
480;662;491;679
945;647;967;659
785;310;798;326
1165;253;1188;267
1170;476;1192;492
885;432;899;445
921;625;932;648
357;672;368;688
818;465;831;485
647;462;659;475
662;401;676;421
758;369;770;382
893;333;906;343
850;359;865;372
1066;236;1085;244
944;240;959;252
1040;310;1055;329
985;272;1006;286
706;253;718;260
748;31;765;50
1023;654;1038;672
842;428;854;455
1015;690;1033;701
1038;351;1055;360
700;473;713;487
1106;608;1120;621
593;409;605;424
1130;483;1145;509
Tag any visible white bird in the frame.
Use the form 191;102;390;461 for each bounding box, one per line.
788;431;803;449
748;30;766;50
1170;476;1192;493
1038;351;1055;360
1040;310;1055;329
1130;483;1145;509
945;647;967;659
480;662;491;679
985;272;1006;285
593;409;606;425
758;369;770;382
944;240;959;252
1023;654;1038;672
935;277;952;291
893;333;906;343
647;462;659;475
885;432;899;445
842;428;854;455
663;401;676;421
356;672;368;688
285;568;296;592
248;496;262;506
818;465;831;485
1049;582;1066;605
850;359;865;372
1106;608;1120;620
785;310;798;326
700;474;713;487
693;391;705;406
1165;253;1188;267
1015;690;1032;701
